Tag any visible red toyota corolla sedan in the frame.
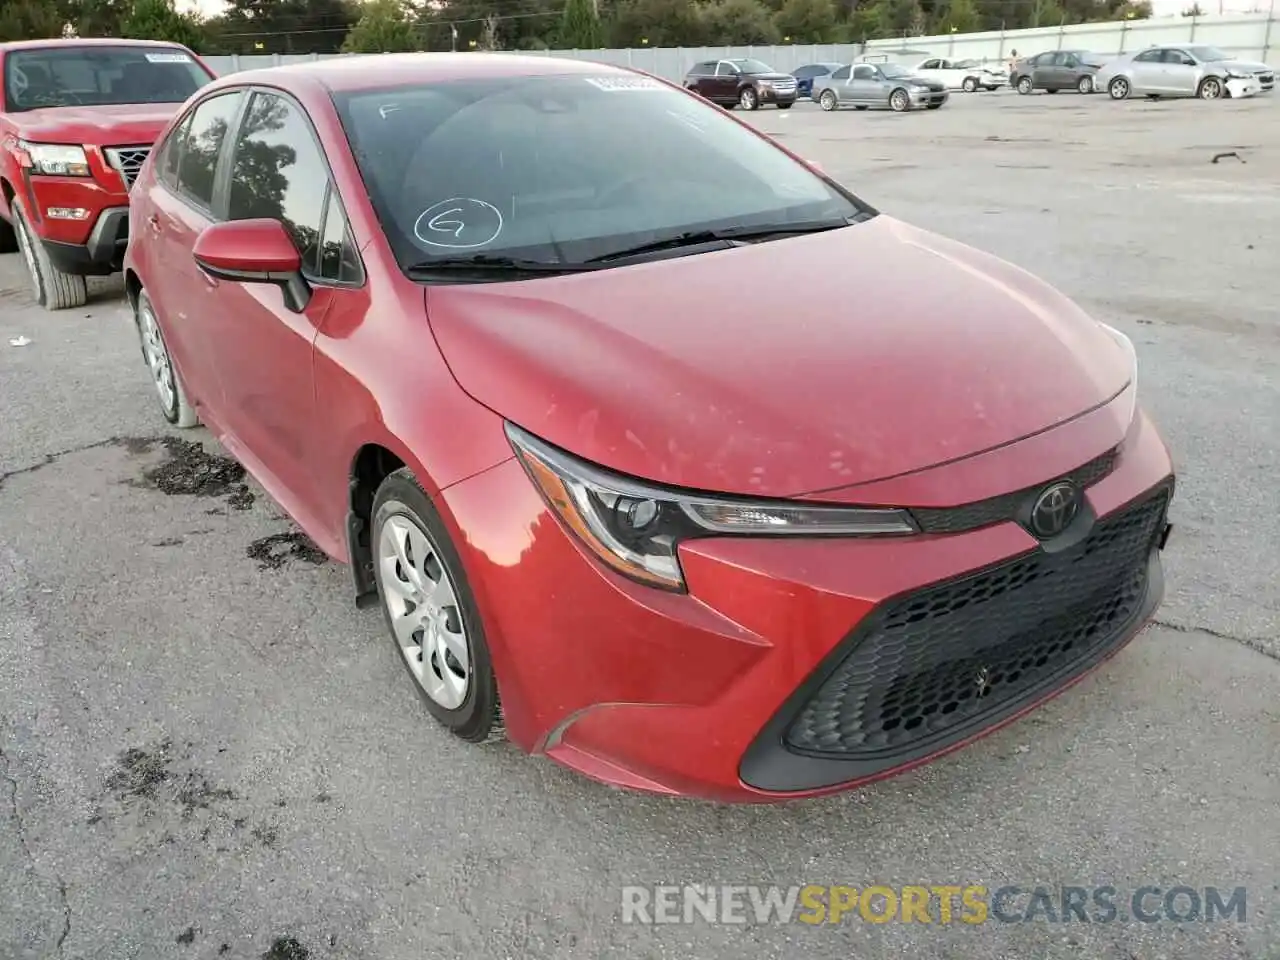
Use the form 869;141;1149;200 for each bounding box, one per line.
122;54;1174;802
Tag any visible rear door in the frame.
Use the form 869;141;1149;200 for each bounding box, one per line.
204;88;363;523
144;89;245;412
1129;49;1166;91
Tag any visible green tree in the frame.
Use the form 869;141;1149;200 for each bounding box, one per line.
558;0;603;48
120;0;206;48
774;0;838;42
0;0;64;41
701;0;780;44
340;0;420;52
863;0;923;35
935;0;979;32
61;0;129;37
607;0;708;46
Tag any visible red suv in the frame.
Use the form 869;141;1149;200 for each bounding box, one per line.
0;38;214;310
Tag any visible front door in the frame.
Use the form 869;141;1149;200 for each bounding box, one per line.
1161;48;1201;94
198;88;349;524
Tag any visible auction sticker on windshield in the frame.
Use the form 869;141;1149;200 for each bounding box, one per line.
145;52;193;63
584;76;665;92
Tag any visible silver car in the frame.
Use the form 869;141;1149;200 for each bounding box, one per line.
1096;44;1274;100
812;62;949;112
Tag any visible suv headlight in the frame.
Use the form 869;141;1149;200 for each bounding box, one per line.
507;424;916;591
18;141;91;177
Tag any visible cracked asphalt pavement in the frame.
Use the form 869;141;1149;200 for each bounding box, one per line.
2;91;1279;960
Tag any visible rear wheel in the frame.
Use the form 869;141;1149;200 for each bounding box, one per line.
889;88;911;112
1108;76;1131;100
1197;76;1223;99
962;77;978;92
819;89;839;111
372;469;503;744
739;86;759;110
134;289;198;428
11;197;87;311
1017;76;1033;94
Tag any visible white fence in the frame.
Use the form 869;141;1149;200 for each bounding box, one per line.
202;12;1280;80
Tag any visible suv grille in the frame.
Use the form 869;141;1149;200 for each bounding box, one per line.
104;146;152;191
784;484;1170;759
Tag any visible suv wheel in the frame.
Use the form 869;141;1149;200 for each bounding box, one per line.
0;215;17;254
739;87;759;110
11;197;87;311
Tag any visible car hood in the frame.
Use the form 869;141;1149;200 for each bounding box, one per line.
750;72;796;82
1221;59;1272;72
907;77;946;90
425;216;1132;499
5;103;180;145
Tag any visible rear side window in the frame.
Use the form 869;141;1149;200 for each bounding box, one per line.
157;110;193;187
175;92;243;211
227;91;331;273
834;66;853;79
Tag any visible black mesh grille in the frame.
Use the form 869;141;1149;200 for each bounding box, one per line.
785;485;1169;759
911;448;1117;535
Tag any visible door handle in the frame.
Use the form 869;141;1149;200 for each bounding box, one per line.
146;214;160;232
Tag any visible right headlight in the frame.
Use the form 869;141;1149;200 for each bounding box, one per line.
1099;321;1139;426
18;141;91;177
507;424;917;591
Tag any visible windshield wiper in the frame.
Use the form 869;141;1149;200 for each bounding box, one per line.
585;217;860;264
405;254;600;277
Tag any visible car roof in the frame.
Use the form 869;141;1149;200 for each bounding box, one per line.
0;38;193;53
214;52;642;95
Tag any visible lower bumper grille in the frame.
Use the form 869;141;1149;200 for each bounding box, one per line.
784;485;1169;760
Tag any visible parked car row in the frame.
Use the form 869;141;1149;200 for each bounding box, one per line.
1012;44;1274;100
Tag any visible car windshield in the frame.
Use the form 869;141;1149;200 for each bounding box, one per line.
332;74;867;274
2;45;212;112
880;65;911;78
1187;45;1231;62
729;59;774;74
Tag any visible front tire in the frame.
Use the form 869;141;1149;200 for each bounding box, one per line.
962;77;978;92
1197;76;1223;99
739;86;759;110
1108;76;1131;99
12;198;87;311
1017;76;1033;94
372;469;503;744
134;290;198;427
1077;74;1094;94
889;88;911;112
819;89;838;111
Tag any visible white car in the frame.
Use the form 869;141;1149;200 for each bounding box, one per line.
912;57;1007;92
1094;44;1274;100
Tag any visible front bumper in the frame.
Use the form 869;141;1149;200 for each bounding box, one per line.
911;88;950;107
25;175;130;275
759;86;798;104
1226;76;1263;98
441;403;1174;803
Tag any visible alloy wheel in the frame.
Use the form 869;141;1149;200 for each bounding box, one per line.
1109;77;1130;100
890;89;910;111
1078;75;1093;94
377;514;472;710
1017;77;1032;94
14;211;41;302
820;90;838;111
740;87;757;109
1199;77;1222;99
137;299;177;414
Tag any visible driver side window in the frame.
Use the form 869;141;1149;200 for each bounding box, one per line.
832;66;852;80
1134;49;1162;63
1165;50;1195;65
852;65;874;80
921;59;941;70
715;62;739;76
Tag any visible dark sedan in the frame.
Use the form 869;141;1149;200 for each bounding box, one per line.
792;62;845;98
1011;50;1107;94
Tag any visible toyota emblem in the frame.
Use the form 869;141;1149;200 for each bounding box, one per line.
1029;481;1080;539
